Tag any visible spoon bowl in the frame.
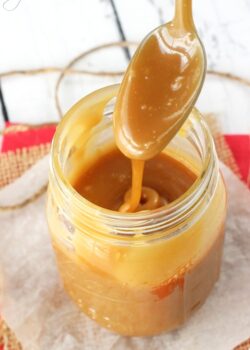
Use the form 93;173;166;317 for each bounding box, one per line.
113;0;206;160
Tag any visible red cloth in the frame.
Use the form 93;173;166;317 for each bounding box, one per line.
225;135;250;185
1;122;56;152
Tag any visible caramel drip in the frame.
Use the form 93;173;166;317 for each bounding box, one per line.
119;160;168;213
119;185;167;213
119;159;144;212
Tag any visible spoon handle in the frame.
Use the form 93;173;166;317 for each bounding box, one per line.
173;0;195;31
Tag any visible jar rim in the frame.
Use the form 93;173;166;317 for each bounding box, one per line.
50;85;218;238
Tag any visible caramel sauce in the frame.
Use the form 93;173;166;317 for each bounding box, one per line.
73;149;196;211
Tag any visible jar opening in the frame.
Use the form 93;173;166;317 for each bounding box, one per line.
50;85;218;239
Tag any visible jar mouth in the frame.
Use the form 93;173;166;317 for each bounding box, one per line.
51;85;217;237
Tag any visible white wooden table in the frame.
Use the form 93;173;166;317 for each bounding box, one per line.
0;0;250;133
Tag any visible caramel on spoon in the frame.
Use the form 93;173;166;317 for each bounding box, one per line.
113;0;206;161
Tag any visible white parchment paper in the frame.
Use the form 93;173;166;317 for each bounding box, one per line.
0;159;249;350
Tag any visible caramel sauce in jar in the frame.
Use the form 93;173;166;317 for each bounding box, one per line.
47;86;227;335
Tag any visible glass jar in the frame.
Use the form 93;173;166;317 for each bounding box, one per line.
47;85;227;336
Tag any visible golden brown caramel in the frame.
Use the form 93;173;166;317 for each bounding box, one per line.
73;149;196;212
113;31;204;161
48;88;227;337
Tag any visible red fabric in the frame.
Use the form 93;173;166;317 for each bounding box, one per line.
1;123;56;152
225;135;250;185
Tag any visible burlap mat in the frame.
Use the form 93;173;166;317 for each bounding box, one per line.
0;144;51;188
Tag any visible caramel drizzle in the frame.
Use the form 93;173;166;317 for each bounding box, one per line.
119;160;167;213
